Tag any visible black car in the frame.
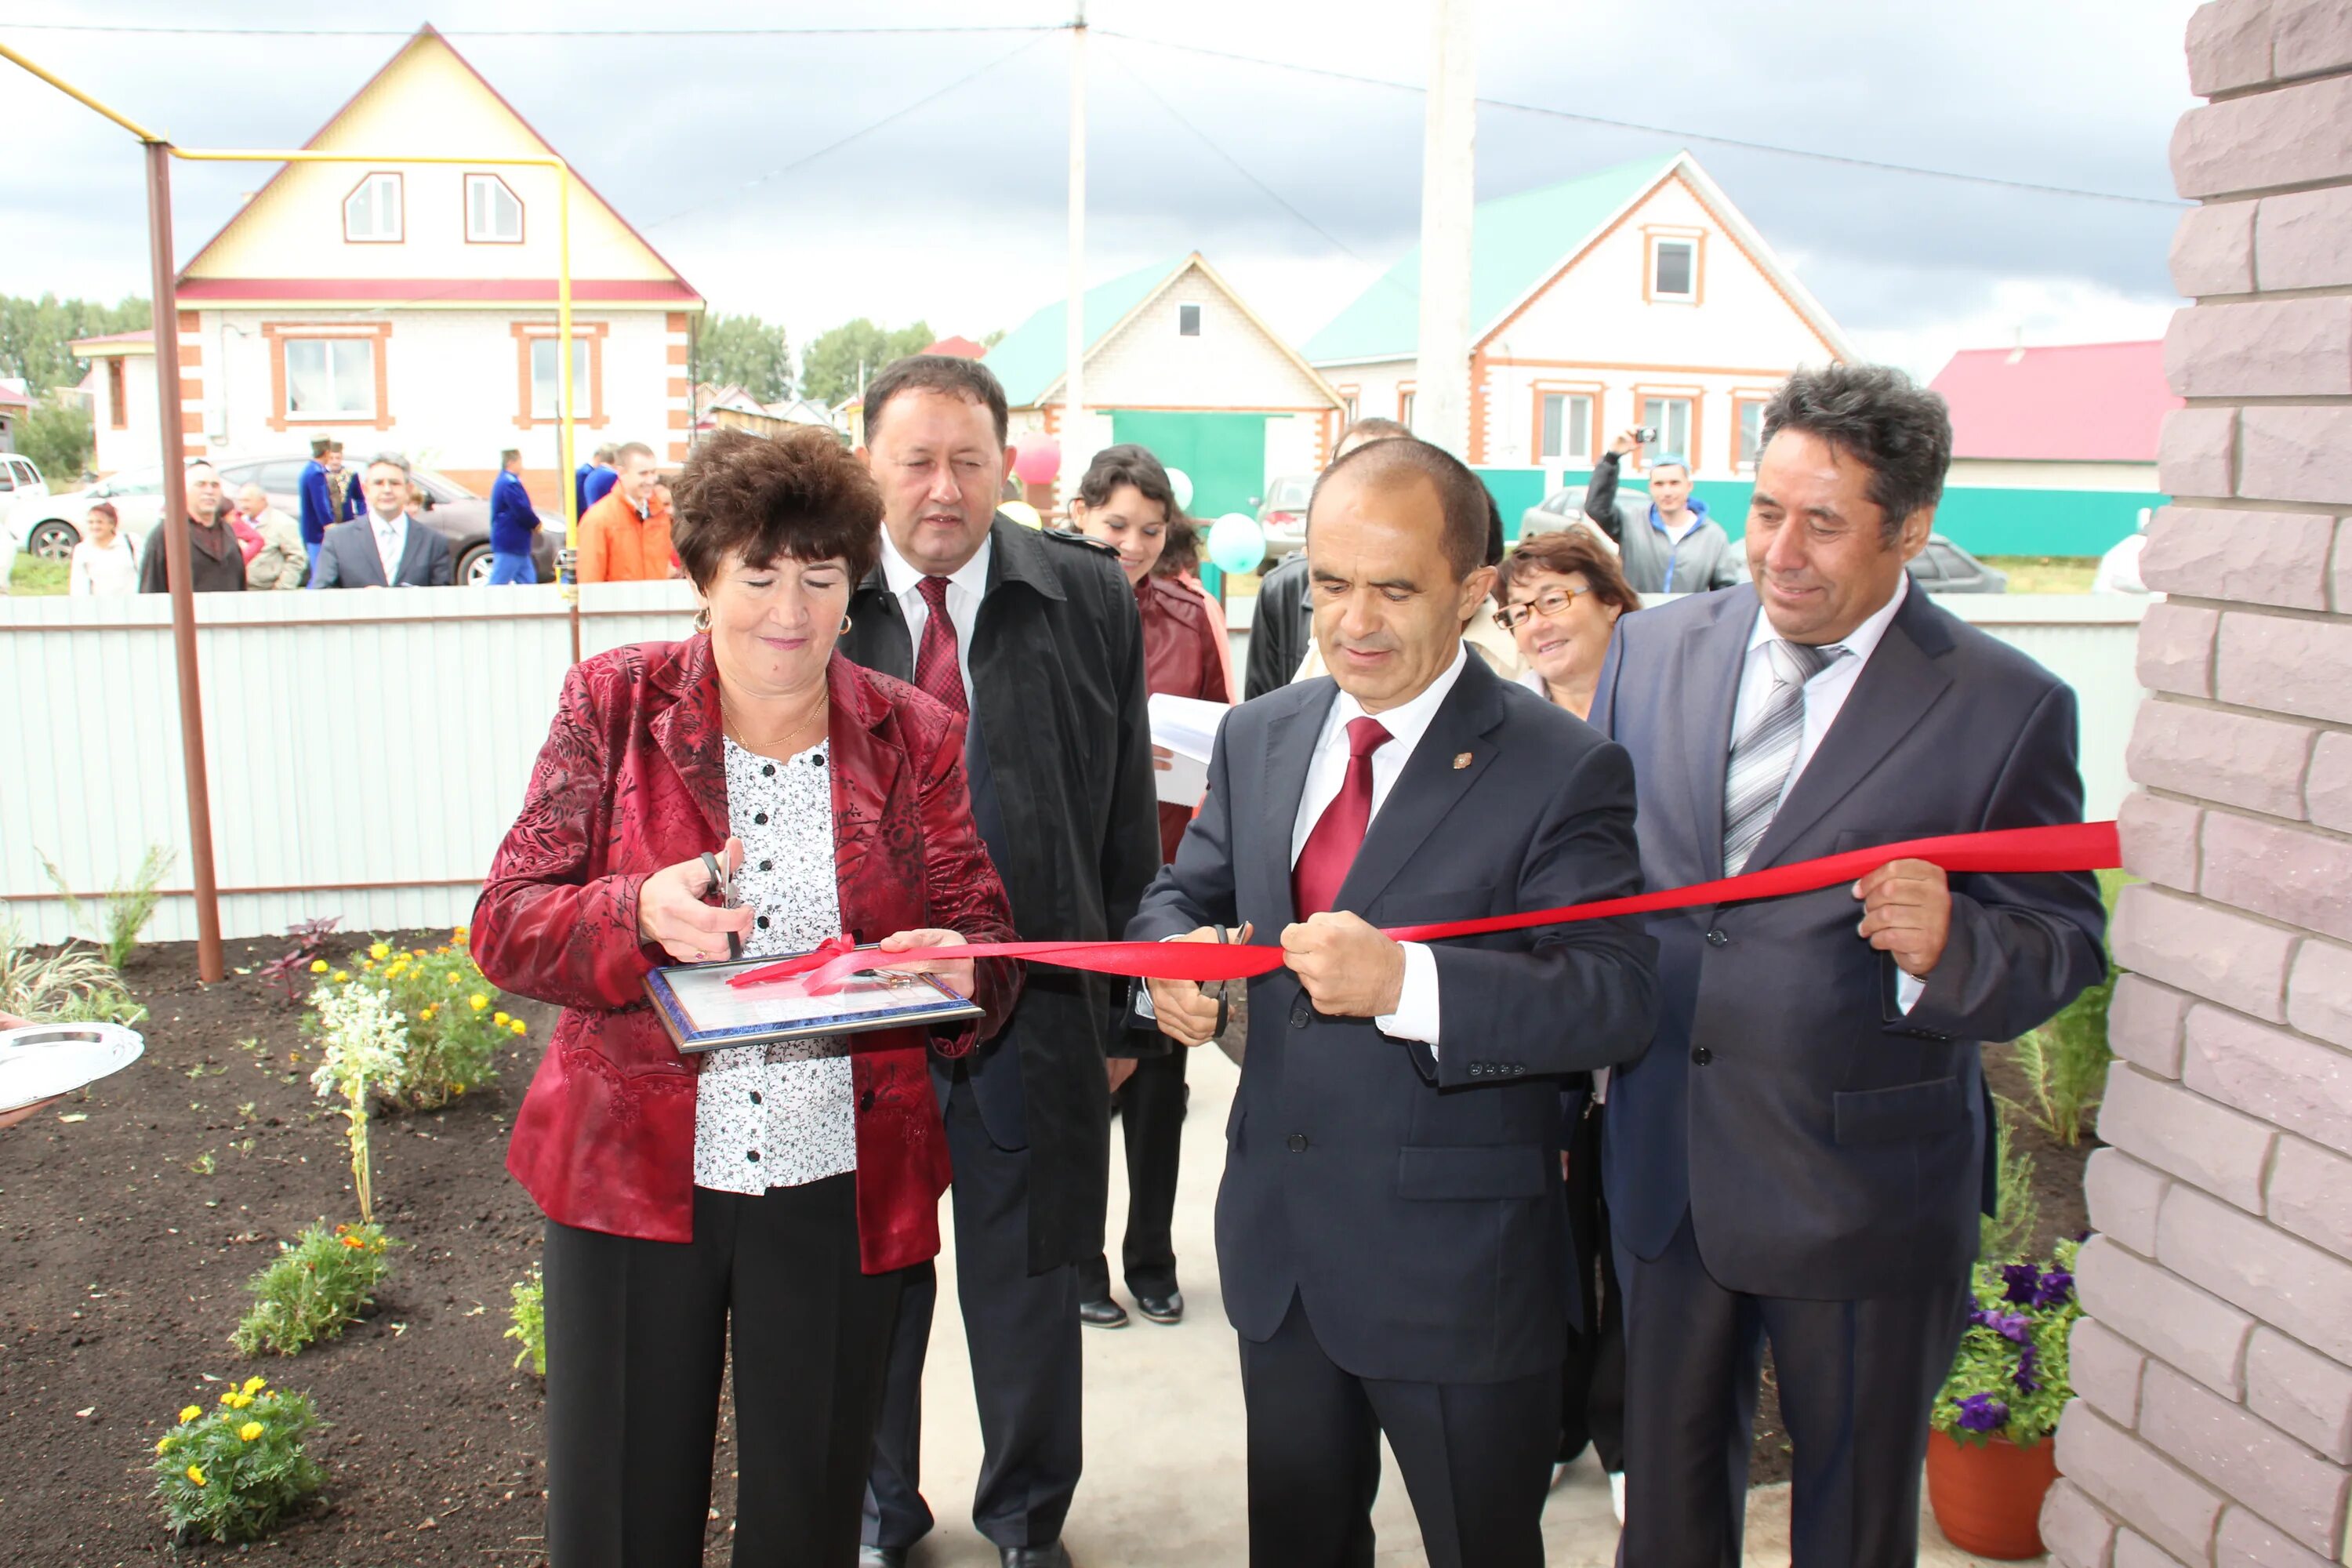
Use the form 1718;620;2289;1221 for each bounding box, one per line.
215;456;561;586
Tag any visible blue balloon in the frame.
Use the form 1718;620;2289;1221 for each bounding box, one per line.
1207;513;1266;575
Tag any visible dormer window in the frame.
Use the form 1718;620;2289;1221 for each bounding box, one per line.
344;172;403;243
1644;227;1704;303
467;173;524;244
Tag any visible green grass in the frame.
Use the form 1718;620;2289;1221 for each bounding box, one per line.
9;553;67;594
1981;556;2099;594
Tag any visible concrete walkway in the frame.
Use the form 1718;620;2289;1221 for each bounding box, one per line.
901;1045;2034;1566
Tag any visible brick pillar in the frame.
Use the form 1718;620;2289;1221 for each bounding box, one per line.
2044;5;2352;1565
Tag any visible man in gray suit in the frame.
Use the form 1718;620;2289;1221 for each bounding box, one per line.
1589;364;2107;1566
1134;437;1658;1567
313;453;453;588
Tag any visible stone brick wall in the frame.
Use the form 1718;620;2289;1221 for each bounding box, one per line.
2044;5;2352;1564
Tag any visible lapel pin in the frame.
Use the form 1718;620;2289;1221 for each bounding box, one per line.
1453;752;1472;770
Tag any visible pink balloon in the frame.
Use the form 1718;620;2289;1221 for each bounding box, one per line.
1011;436;1062;485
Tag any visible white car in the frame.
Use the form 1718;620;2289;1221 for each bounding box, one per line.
0;453;55;572
8;464;167;565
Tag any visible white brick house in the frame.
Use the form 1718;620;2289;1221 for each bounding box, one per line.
1305;150;1851;481
99;25;700;503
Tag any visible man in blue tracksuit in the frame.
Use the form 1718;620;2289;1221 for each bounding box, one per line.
297;435;362;579
1582;429;1744;594
488;448;541;584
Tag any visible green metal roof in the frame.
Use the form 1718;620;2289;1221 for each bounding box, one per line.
983;256;1186;407
1302;153;1680;366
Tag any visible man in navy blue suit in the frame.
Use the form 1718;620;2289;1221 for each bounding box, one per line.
1591;364;2107;1566
1133;437;1659;1568
487;448;540;584
297;435;361;578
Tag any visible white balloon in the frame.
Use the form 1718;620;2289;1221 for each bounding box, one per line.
1166;467;1195;511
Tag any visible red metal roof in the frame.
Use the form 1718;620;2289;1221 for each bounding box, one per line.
0;385;29;408
1929;341;2177;463
925;336;986;359
175;278;699;303
69;328;155;352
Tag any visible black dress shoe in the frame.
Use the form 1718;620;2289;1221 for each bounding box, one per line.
1078;1296;1129;1328
1134;1289;1184;1323
857;1548;908;1568
1000;1545;1072;1568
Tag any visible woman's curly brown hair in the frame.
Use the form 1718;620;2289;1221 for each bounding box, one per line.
671;426;883;590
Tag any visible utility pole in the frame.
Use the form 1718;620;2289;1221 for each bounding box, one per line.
1414;0;1476;457
1064;0;1087;503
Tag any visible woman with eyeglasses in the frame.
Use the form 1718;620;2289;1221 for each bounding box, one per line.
1494;528;1642;721
1493;525;1645;1518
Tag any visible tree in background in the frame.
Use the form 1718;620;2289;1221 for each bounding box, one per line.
800;318;935;409
0;293;151;392
696;313;793;405
18;398;94;481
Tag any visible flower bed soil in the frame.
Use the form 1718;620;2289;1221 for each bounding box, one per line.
3;937;2094;1558
0;931;759;1567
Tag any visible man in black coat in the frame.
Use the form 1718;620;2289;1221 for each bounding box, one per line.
1133;437;1658;1567
844;356;1161;1568
1591;364;2107;1565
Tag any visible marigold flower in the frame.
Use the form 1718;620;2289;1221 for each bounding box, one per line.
341;1235;365;1249
157;1436;172;1454
470;994;489;1011
447;973;461;986
453;924;470;940
186;1464;206;1486
179;1405;201;1423
360;958;374;971
242;1376;266;1395
369;942;391;960
493;1011;510;1026
230;1391;254;1409
309;958;328;974
510;1019;528;1036
238;1421;264;1442
220;1391;236;1406
330;970;349;983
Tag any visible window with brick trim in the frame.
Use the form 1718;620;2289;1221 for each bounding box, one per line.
286;338;376;419
343;172;403;243
1640;395;1693;463
1537;391;1595;463
530;337;591;419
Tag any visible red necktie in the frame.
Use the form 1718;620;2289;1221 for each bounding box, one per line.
1292;717;1390;918
914;575;967;716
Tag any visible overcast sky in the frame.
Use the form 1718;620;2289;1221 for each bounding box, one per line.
2;0;2201;379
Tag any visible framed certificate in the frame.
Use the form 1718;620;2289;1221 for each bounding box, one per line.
644;947;982;1055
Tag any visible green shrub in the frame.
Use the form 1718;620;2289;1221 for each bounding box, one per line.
0;916;143;1023
151;1376;325;1544
38;843;173;971
1980;1108;2040;1263
306;930;514;1111
1932;1239;2082;1449
506;1269;546;1376
231;1222;398;1357
2002;869;2127;1147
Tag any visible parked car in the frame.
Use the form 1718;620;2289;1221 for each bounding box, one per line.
0;452;50;524
6;456;559;586
1519;485;1590;540
1906;534;2008;593
1254;474;1314;560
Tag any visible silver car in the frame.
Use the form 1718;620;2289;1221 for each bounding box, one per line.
1255;474;1315;560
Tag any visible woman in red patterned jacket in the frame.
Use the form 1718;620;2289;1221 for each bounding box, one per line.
1063;442;1229;1332
472;426;1019;1568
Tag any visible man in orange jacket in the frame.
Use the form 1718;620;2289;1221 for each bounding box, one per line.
575;441;673;583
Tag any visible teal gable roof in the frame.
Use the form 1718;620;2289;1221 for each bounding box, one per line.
983;256;1185;407
1302;154;1679;365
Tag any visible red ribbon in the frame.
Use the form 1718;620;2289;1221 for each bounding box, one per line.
729;820;2120;995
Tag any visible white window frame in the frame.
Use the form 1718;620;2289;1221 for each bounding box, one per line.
285;336;376;419
1176;303;1202;337
1639;396;1694;465
466;172;524;245
529;336;593;420
1538;391;1595;463
343;172;404;244
1651;238;1697;299
1734;394;1773;472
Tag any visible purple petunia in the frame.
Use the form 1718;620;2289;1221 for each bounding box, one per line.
2013;1343;2042;1394
1956;1393;2010;1432
2034;1269;2074;1308
2001;1263;2042;1305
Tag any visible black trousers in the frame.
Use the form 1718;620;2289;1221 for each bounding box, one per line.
864;1079;1083;1550
542;1176;906;1568
1080;1044;1187;1301
1559;1105;1626;1472
1240;1293;1556;1568
1614;1214;1971;1568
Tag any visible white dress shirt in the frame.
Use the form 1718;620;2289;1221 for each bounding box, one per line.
878;526;992;704
1289;641;1471;1047
369;507;409;585
1733;572;1924;1008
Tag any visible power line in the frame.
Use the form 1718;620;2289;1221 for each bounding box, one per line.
0;19;1069;37
1097;29;2188;210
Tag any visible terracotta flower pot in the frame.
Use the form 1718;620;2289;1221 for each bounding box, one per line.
1926;1427;2060;1559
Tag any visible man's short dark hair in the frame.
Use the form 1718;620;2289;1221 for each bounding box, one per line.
310;436;332;457
499;448;521;466
672;426;883;590
1309;437;1491;582
1760;365;1952;543
862;354;1010;448
1331;416;1411;463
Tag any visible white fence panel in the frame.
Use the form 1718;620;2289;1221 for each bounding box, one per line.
3;584;2144;946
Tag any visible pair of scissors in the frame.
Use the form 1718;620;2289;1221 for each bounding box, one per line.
699;851;743;962
1207;924;1232;1038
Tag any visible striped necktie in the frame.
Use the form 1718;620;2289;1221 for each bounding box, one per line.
1721;638;1841;876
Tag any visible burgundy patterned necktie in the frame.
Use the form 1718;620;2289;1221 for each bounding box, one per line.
1292;717;1391;918
913;575;967;716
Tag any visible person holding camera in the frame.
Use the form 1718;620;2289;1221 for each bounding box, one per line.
1582;427;1743;595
